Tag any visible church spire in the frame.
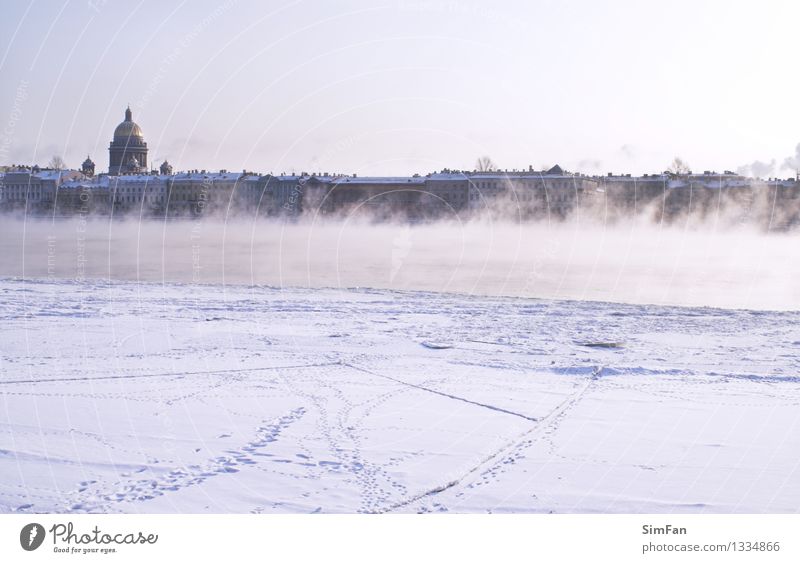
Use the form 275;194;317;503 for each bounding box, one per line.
125;105;132;122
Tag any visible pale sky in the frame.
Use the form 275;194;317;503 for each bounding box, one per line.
1;0;799;177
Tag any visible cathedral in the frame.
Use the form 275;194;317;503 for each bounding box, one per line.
108;106;148;175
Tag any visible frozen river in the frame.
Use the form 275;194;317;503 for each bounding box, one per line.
1;278;799;513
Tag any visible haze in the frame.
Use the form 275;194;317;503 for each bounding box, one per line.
2;217;797;311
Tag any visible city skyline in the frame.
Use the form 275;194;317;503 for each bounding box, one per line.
5;102;800;181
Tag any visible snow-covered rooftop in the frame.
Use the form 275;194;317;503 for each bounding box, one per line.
171;172;244;181
467;172;578;180
34;170;83;181
601;175;669;182
427;172;470;181
107;174;169;182
59;176;111;189
331;176;426;185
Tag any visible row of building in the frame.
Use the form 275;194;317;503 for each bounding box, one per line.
0;164;582;217
2;164;799;228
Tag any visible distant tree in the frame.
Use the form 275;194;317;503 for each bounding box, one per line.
667;157;690;175
48;155;66;170
475;156;497;172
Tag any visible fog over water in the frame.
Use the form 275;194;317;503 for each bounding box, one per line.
1;217;798;311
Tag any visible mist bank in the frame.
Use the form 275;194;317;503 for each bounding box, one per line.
1;216;797;311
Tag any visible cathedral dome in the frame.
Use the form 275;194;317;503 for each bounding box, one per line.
113;106;144;140
108;105;148;175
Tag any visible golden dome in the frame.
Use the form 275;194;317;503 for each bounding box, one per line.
113;106;144;140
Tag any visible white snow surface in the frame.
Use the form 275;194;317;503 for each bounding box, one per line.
1;278;799;514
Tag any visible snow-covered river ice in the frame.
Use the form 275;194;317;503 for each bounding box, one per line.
1;219;799;513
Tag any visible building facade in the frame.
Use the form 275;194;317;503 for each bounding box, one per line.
0;167;83;212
